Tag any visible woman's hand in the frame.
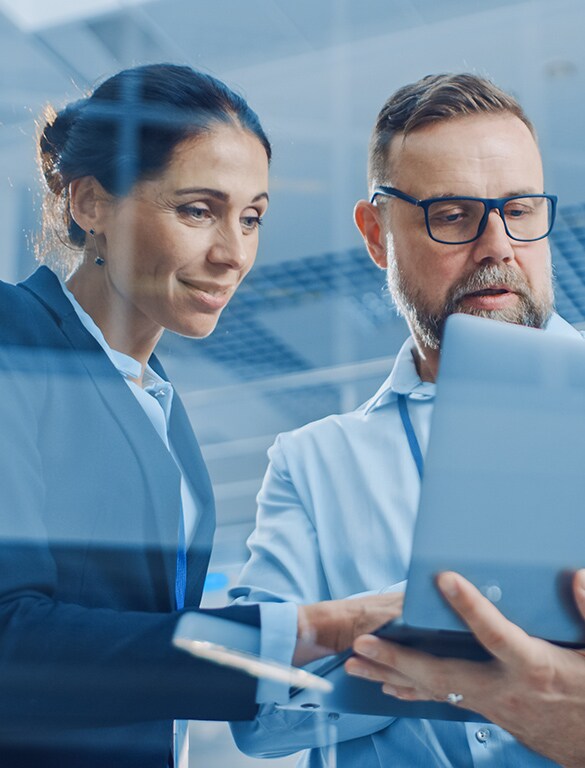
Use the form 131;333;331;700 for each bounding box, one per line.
294;593;403;666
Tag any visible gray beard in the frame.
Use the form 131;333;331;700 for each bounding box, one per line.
387;261;555;350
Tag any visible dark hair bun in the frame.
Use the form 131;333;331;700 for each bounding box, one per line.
38;99;87;195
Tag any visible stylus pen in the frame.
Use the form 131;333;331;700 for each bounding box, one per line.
173;637;334;693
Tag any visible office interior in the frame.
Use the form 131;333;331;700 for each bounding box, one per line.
2;0;585;764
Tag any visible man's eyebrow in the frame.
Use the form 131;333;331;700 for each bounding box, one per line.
427;188;543;200
504;188;543;197
426;192;463;199
175;187;269;203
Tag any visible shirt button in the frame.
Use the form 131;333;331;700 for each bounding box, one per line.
475;728;491;743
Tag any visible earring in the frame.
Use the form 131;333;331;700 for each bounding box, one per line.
88;229;105;266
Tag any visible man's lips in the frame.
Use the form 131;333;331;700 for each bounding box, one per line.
457;285;517;309
465;287;510;297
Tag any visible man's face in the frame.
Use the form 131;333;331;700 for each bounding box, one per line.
375;113;554;350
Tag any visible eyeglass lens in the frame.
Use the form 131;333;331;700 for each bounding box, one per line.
427;196;553;243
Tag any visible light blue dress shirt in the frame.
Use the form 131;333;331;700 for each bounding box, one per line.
230;315;580;768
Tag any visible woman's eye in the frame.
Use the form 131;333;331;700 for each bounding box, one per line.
179;205;212;221
241;214;263;232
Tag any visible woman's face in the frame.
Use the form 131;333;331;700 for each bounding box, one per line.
100;123;269;339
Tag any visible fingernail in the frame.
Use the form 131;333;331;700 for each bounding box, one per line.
346;661;370;678
438;572;459;598
382;684;398;697
354;637;378;659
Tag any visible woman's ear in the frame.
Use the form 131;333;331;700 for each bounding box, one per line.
69;177;110;236
353;200;388;270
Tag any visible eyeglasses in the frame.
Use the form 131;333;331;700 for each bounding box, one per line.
370;186;558;245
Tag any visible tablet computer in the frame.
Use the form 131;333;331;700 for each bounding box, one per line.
403;314;585;644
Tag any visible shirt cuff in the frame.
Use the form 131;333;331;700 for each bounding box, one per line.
381;579;407;594
256;601;298;704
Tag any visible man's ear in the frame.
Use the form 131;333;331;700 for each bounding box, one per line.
353;200;388;269
69;177;110;235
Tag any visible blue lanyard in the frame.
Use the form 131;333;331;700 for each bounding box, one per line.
397;393;424;480
175;510;187;610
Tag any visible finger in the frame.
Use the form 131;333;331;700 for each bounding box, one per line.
573;569;585;622
437;572;533;665
345;655;413;687
381;683;423;700
382;682;444;702
352;633;487;699
356;593;404;631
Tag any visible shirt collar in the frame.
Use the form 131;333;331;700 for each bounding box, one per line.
364;312;583;415
58;279;168;390
364;337;435;415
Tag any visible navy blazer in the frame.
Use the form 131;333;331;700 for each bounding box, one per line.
0;267;261;767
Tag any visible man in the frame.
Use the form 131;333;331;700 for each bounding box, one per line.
230;73;584;767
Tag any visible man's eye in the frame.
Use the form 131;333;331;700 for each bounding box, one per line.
431;209;466;223
505;206;530;218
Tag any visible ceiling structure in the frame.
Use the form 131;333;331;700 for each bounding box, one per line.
2;0;585;567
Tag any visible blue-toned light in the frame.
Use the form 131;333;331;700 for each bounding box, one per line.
203;572;229;592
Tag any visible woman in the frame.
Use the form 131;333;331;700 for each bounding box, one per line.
0;62;270;768
0;64;399;768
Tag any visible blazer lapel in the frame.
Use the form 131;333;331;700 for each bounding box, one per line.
20;267;181;607
170;393;215;608
150;355;216;608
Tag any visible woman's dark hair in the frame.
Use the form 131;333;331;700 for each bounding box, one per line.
37;63;271;273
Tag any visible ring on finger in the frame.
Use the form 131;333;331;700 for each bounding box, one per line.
445;692;464;705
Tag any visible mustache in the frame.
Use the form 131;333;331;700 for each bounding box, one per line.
447;265;530;307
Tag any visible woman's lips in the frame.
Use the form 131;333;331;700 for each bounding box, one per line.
180;280;234;310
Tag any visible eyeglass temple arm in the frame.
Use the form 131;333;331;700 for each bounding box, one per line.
370;186;421;206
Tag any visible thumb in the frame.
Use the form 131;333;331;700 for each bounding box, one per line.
573;569;585;621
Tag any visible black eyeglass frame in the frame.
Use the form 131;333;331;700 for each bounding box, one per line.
370;185;558;245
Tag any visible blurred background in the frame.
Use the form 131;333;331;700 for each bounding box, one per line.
3;0;585;764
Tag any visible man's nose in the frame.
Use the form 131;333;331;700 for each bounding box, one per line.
471;210;515;265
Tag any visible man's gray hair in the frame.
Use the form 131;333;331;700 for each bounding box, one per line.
368;73;536;193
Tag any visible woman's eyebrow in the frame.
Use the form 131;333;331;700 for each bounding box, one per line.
174;187;269;204
175;187;229;200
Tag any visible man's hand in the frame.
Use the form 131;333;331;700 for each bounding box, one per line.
346;569;585;768
294;593;403;666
